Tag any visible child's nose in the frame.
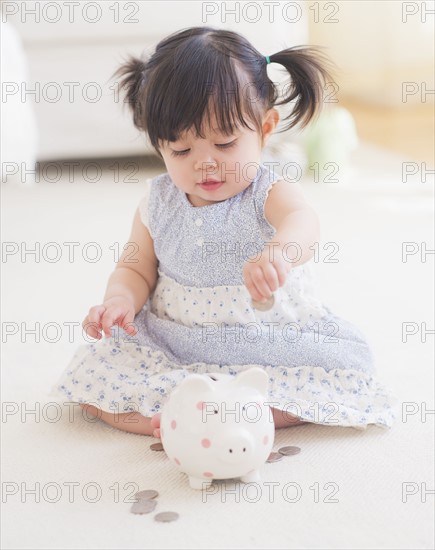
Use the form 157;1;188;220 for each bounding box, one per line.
194;158;218;172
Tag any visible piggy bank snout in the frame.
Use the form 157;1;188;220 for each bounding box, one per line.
218;433;254;464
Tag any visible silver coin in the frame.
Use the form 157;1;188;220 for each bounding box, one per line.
154;511;179;523
252;294;275;311
150;442;164;452
266;451;283;463
130;499;157;515
278;446;301;456
135;489;159;501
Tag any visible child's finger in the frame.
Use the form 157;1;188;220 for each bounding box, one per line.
88;305;106;326
101;307;123;337
123;323;137;335
86;324;102;340
245;272;267;302
250;266;274;299
262;264;280;294
121;311;137;335
82;315;102;339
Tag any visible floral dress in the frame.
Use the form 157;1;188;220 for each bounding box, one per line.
50;164;398;429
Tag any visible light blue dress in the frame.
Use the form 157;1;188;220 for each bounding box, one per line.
50;164;398;428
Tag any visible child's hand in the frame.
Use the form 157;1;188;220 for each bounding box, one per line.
82;296;138;340
243;253;291;303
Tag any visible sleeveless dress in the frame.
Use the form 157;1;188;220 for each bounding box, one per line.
50;164;398;429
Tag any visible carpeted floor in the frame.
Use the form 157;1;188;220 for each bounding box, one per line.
1;143;434;549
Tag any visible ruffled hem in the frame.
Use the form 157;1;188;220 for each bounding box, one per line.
49;338;398;430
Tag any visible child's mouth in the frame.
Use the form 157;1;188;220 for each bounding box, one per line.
199;181;224;191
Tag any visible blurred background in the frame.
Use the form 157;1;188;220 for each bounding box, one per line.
1;0;434;180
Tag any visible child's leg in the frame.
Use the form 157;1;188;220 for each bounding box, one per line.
79;404;304;436
271;407;306;428
79;404;156;436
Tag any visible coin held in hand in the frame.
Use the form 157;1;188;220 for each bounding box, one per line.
150;442;164;452
251;294;275;311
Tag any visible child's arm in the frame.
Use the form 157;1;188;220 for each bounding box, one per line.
243;180;319;303
103;208;158;313
83;208;158;339
264;179;320;268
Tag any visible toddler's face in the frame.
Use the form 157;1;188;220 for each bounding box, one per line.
158;109;278;207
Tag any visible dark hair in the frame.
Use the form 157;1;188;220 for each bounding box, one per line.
113;26;335;158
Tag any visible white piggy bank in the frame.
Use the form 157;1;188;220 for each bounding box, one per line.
160;367;274;490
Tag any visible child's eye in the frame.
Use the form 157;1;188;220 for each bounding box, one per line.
171;149;189;157
216;140;237;150
170;140;237;158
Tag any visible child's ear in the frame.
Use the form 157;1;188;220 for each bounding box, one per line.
261;108;280;146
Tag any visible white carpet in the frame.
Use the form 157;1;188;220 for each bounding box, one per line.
1;144;434;549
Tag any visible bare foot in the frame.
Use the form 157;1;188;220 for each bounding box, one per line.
150;412;161;438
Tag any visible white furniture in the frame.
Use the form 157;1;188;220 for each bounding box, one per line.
0;19;38;181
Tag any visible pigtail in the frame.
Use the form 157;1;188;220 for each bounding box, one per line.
112;55;148;132
268;46;336;130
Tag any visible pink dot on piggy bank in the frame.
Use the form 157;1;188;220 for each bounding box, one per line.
171;420;177;429
201;438;211;448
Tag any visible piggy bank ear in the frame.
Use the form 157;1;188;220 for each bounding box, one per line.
233;367;269;396
177;374;215;395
